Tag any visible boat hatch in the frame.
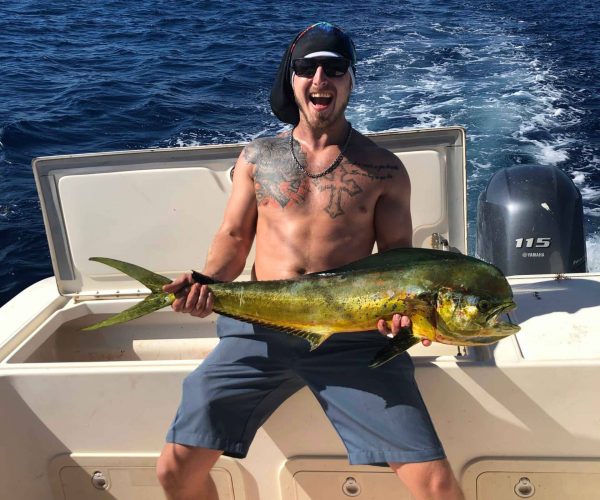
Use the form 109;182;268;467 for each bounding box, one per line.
32;128;466;299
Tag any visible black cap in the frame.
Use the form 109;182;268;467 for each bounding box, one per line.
270;22;357;125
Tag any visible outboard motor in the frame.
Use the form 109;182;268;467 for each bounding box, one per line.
477;164;587;275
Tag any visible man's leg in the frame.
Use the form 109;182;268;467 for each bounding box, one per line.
156;443;222;500
158;318;306;499
389;458;464;500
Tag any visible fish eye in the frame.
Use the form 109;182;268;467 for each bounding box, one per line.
478;300;491;311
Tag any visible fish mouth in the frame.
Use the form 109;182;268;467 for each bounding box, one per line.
486;319;520;335
486;301;516;323
486;301;519;334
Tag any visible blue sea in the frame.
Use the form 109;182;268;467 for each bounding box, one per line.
1;0;599;306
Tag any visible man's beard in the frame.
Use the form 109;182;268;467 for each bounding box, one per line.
295;93;350;130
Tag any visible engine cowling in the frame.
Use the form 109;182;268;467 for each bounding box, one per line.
476;164;587;275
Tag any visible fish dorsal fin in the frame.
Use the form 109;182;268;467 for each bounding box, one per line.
89;257;172;293
310;248;469;276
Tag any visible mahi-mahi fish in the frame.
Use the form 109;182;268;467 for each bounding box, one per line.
83;248;519;367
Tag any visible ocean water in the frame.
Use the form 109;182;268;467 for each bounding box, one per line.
1;0;599;305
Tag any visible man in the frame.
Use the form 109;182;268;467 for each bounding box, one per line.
156;22;464;500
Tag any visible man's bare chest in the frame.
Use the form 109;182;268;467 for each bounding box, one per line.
255;161;390;219
245;137;401;220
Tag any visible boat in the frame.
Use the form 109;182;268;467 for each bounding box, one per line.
1;127;599;499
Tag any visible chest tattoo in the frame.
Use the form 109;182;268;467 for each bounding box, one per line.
317;165;362;218
245;137;400;219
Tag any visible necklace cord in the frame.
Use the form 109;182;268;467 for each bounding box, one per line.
290;123;353;179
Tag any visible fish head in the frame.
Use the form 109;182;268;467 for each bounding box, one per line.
435;288;520;344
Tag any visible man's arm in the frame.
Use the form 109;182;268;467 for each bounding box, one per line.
374;154;412;251
201;153;258;281
372;154;430;345
165;146;258;317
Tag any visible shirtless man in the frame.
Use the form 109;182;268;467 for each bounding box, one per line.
156;22;464;500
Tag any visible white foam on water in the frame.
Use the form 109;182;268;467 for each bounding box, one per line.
579;185;600;202
0;205;15;218
528;138;571;164
585;207;600;217
586;233;600;272
572;171;587;186
169;122;275;148
472;160;493;170
361;46;410;66
415;112;445;128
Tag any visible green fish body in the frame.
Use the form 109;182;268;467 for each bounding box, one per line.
84;249;519;367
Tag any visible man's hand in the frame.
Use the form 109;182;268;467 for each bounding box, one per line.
377;313;432;347
163;273;214;318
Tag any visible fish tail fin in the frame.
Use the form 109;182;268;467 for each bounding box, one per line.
84;257;176;331
369;327;420;368
89;257;172;293
82;291;174;331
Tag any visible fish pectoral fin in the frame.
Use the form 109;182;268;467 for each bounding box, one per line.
369;327;420;368
82;292;172;331
410;313;437;341
89;257;172;293
294;331;331;351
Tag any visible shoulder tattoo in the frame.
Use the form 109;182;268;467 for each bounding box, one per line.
247;137;309;208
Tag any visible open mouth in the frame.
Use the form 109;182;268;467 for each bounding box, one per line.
486;301;516;323
309;92;333;109
485;301;519;333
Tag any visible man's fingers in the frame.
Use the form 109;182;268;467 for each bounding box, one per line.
190;290;214;318
391;313;402;333
163;273;191;293
167;273;215;318
183;283;201;313
378;314;412;338
196;285;209;311
206;291;214;314
400;315;411;328
377;318;390;336
172;295;185;312
162;282;178;293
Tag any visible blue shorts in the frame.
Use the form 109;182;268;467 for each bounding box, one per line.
166;316;445;466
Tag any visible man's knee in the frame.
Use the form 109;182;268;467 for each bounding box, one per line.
156;443;222;493
389;459;463;499
156;447;181;490
426;462;460;495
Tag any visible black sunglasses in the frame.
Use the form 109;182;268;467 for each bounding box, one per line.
292;57;352;78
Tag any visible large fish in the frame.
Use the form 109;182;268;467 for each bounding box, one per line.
83;248;519;367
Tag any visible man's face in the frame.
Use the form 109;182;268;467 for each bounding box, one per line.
292;59;352;130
